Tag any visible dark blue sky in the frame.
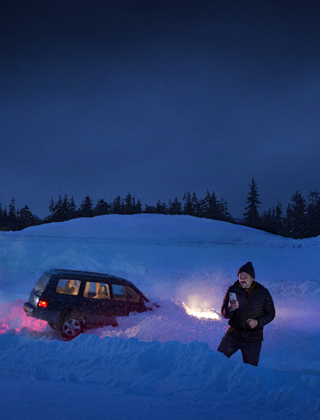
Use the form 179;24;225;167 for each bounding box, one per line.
1;0;320;219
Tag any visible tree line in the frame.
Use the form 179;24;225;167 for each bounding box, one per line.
0;198;35;231
1;179;320;239
243;178;320;239
46;190;233;223
0;191;232;231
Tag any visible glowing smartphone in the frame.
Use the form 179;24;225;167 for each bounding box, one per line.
229;292;237;302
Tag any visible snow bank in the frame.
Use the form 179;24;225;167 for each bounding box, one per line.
1;214;320;420
0;333;319;420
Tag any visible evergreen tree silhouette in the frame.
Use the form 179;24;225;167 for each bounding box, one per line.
244;178;261;228
306;191;320;237
78;196;94;218
289;191;307;238
112;196;121;214
17;205;35;230
95;198;110;216
8;198;17;230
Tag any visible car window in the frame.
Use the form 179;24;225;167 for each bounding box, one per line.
112;284;141;302
56;279;81;295
83;282;110;299
34;274;50;293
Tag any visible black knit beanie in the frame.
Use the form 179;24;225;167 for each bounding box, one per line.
237;261;255;279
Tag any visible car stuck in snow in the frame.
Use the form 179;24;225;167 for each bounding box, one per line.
24;268;150;338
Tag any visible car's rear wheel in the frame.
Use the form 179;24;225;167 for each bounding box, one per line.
56;311;84;339
111;316;118;327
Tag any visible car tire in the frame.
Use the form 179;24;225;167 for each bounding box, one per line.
56;310;85;339
111;316;118;327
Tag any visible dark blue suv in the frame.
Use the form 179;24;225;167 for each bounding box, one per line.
24;268;149;338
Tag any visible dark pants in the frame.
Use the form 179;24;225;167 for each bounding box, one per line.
217;333;262;366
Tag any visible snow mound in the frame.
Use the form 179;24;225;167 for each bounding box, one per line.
0;333;319;420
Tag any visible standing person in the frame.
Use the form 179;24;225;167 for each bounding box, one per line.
217;262;275;366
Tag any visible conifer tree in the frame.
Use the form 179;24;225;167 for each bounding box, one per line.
200;190;214;219
135;198;142;213
61;194;71;220
244;178;261;228
48;194;73;222
306;191;320;237
2;206;8;229
69;196;77;219
156;200;167;214
274;202;284;234
289;191;307;238
182;190;193;215
0;203;5;230
48;197;56;220
283;203;293;237
125;193;133;214
191;192;200;217
144;204;157;213
78;196;94;218
173;197;182;215
120;199;126;214
55;195;63;220
17;205;35;229
112;195;122;214
95;198;110;216
8;198;17;230
219;198;233;222
168;198;182;215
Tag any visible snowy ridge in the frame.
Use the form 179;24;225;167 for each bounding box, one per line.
9;214;301;248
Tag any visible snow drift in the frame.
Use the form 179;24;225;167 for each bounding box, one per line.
0;214;319;420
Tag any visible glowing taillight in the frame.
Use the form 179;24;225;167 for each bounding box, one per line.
38;299;48;308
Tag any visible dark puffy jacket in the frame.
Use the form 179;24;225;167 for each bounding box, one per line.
221;280;275;342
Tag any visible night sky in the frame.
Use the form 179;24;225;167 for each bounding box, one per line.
1;0;320;219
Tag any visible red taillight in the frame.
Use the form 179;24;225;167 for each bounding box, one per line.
38;299;48;308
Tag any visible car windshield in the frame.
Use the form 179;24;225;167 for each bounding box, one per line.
34;274;50;293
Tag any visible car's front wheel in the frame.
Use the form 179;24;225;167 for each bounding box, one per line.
56;311;84;339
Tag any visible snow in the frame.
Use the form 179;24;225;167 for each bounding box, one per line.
0;214;319;419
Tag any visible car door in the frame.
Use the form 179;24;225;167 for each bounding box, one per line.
111;283;145;316
81;281;117;326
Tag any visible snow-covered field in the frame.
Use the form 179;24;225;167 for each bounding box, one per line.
0;214;319;419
